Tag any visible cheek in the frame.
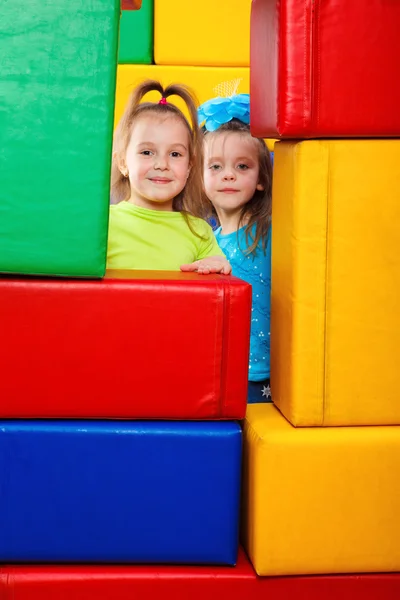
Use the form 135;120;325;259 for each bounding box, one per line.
244;170;260;189
177;162;190;181
204;170;216;191
135;158;152;179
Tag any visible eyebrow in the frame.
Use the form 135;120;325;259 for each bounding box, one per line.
207;156;255;163
137;142;188;150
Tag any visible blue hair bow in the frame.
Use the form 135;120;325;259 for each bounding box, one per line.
198;94;250;132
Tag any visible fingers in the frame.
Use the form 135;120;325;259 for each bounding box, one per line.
180;260;231;275
180;263;197;272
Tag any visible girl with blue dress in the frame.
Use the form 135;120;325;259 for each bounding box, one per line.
199;95;273;403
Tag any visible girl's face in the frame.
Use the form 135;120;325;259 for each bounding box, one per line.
204;131;263;218
120;114;191;211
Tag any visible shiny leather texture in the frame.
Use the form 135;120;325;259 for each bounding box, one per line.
250;0;400;138
242;404;400;575
0;0;119;277
1;550;400;599
0;420;242;563
0;271;251;419
271;140;400;426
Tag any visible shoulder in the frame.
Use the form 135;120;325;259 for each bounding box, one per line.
187;215;215;238
108;202;140;235
110;202;129;219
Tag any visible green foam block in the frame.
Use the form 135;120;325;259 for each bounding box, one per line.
118;0;153;64
0;0;120;277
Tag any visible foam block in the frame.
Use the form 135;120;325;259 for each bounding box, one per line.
154;0;251;67
0;0;120;277
250;0;400;138
122;0;142;8
115;64;249;124
241;404;400;576
0;550;255;600
0;271;250;419
0;420;241;563
2;553;400;600
118;1;153;64
271;140;400;426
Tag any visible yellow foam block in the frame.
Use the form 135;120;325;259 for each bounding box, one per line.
272;140;400;426
115;65;276;151
115;64;248;122
154;0;251;67
242;403;400;576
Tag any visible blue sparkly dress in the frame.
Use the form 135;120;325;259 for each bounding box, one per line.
215;224;271;402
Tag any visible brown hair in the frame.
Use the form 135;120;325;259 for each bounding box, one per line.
111;80;208;226
203;119;272;256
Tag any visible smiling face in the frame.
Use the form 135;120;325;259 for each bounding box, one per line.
119;114;191;211
204;131;264;222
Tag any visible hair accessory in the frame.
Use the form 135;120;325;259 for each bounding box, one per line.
159;97;168;105
198;79;250;132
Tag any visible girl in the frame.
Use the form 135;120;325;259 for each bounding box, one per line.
200;95;273;402
107;80;231;275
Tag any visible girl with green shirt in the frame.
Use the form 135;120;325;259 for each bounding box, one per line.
107;80;231;275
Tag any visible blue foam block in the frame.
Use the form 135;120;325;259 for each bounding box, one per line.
0;421;241;564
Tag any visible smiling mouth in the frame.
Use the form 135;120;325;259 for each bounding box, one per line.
150;178;172;184
219;188;239;193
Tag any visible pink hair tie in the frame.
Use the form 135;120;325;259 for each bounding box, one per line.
159;97;168;105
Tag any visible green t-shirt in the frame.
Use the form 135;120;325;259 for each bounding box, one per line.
107;202;224;270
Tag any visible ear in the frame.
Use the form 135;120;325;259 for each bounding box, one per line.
256;182;264;191
115;152;129;178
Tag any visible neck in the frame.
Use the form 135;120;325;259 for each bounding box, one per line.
127;196;173;212
217;211;248;235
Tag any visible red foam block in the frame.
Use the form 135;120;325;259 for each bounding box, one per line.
250;0;400;138
121;0;142;9
0;271;251;419
1;549;400;600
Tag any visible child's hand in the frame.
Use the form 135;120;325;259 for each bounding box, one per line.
180;255;232;275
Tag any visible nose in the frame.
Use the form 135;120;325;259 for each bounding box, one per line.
222;168;235;181
154;154;168;170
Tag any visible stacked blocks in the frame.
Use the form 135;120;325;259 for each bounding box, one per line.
0;0;120;277
3;0;400;597
243;0;400;581
0;0;248;589
0;272;249;564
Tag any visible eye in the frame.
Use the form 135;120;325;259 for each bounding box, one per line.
170;151;182;158
237;163;249;170
209;164;221;171
140;150;153;156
